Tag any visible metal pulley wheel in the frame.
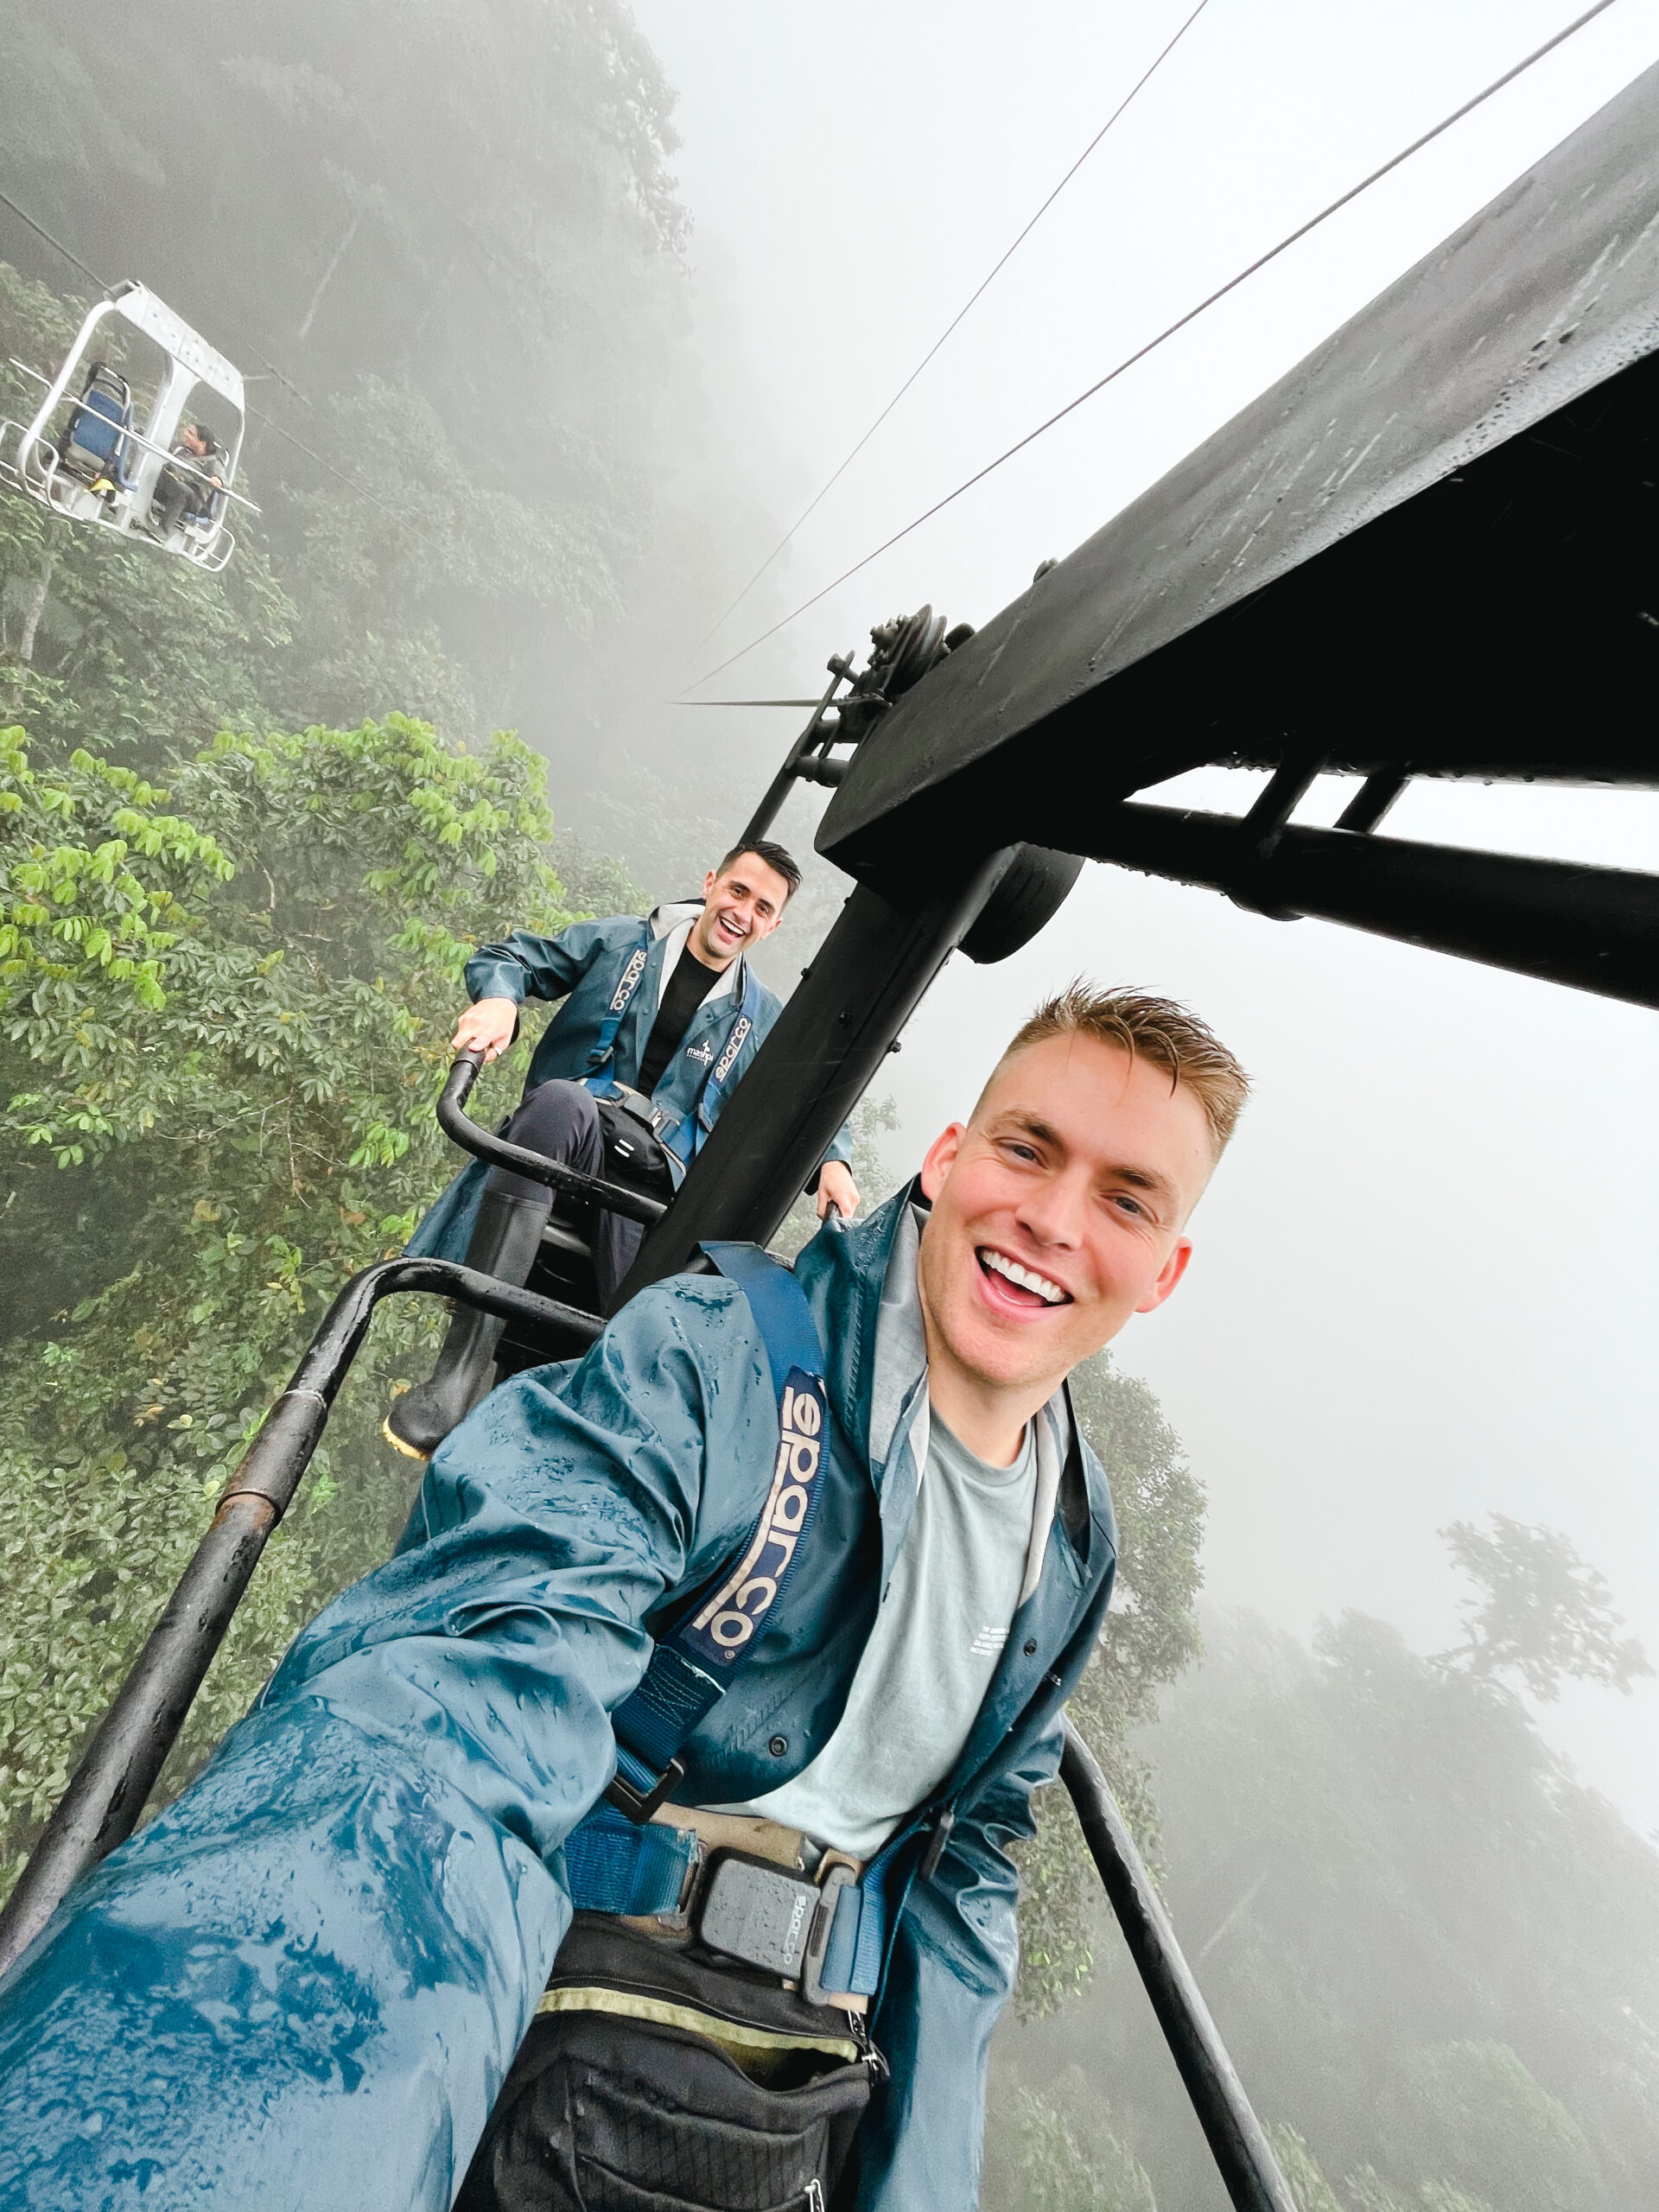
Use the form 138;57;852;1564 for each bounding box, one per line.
875;603;949;698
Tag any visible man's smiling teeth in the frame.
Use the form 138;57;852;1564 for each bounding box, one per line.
978;1248;1068;1305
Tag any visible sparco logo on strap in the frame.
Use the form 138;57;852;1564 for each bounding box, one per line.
683;1369;828;1662
608;947;648;1014
712;1014;751;1084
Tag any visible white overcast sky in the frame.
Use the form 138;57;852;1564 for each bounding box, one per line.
632;0;1659;1828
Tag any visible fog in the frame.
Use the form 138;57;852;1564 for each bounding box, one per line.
633;0;1659;1836
3;1;1657;2203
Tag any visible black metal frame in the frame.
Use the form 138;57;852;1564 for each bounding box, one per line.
0;1260;599;1983
1072;798;1659;1010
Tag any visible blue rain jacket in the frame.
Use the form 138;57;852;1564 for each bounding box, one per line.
0;1187;1117;2210
410;904;853;1265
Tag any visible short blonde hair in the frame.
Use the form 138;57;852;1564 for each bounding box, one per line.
985;983;1249;1157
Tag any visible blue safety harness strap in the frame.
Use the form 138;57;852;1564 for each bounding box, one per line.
564;1802;700;1916
661;963;764;1167
560;1247;950;1999
581;921;652;1087
566;1244;850;1929
696;1238;824;1398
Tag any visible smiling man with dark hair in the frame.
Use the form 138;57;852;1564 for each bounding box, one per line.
0;985;1246;2212
389;837;856;1457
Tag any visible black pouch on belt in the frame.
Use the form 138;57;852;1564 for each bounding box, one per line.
593;1090;676;1205
455;1916;879;2212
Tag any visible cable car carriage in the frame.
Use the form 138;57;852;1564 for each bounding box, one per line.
0;279;255;570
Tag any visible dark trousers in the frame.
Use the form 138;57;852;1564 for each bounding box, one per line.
485;1079;651;1307
149;468;194;534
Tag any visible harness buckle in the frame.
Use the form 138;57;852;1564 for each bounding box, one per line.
801;1861;858;2008
694;1850;823;1980
603;1757;685;1824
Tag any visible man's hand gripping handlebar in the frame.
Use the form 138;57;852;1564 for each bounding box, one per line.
452;995;518;1064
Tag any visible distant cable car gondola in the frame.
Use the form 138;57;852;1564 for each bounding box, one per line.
0;279;255;570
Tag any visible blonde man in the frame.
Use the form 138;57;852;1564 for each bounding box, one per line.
0;988;1247;2212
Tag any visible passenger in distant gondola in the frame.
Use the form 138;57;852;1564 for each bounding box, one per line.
148;420;223;536
386;838;861;1458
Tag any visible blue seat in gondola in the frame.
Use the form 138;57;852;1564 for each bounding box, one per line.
58;365;134;491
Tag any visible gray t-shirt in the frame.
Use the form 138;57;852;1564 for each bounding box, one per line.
737;1406;1039;1857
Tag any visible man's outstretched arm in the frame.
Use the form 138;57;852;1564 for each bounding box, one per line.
0;1279;775;2212
454;917;630;1061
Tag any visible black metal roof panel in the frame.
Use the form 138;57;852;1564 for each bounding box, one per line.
823;58;1659;880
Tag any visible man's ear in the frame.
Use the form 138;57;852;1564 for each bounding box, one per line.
701;868;720;903
1135;1236;1193;1314
919;1122;966;1201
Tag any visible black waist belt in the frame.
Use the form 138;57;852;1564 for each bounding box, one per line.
454;1918;880;2212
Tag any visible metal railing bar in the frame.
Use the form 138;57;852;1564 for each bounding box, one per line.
0;1259;599;1985
1060;1719;1297;2212
437;1053;669;1226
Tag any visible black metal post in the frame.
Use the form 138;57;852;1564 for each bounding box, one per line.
1061;1720;1297;2212
0;1260;599;1985
1074;802;1659;1009
740;662;852;847
614;851;1019;1294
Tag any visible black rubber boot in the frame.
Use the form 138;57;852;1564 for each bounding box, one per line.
385;1187;551;1459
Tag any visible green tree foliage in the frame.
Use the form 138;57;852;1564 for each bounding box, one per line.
982;2067;1157;2212
1435;1512;1651;1701
1342;2167;1415;2212
1341;2171;1497;2212
0;0;744;765
1014;1356;1205;2013
267;375;626;745
1005;1585;1659;2211
0;713;569;1896
0;0;687;394
1268;2126;1345;2212
1383;2042;1604;2212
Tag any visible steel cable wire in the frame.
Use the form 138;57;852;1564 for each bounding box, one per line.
686;0;1625;694
694;0;1218;654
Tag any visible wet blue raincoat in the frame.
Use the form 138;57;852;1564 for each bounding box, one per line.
410;904;853;1264
0;1186;1116;2209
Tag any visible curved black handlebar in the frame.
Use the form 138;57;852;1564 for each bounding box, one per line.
437;1052;669;1228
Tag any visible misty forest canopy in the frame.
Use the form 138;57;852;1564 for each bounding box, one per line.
1;6;1657;2211
0;0;761;769
989;1583;1659;2212
0;0;1199;1977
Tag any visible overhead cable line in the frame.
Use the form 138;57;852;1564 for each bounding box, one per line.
0;185;103;289
241;405;401;517
687;0;1624;693
0;181;403;520
695;0;1218;653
